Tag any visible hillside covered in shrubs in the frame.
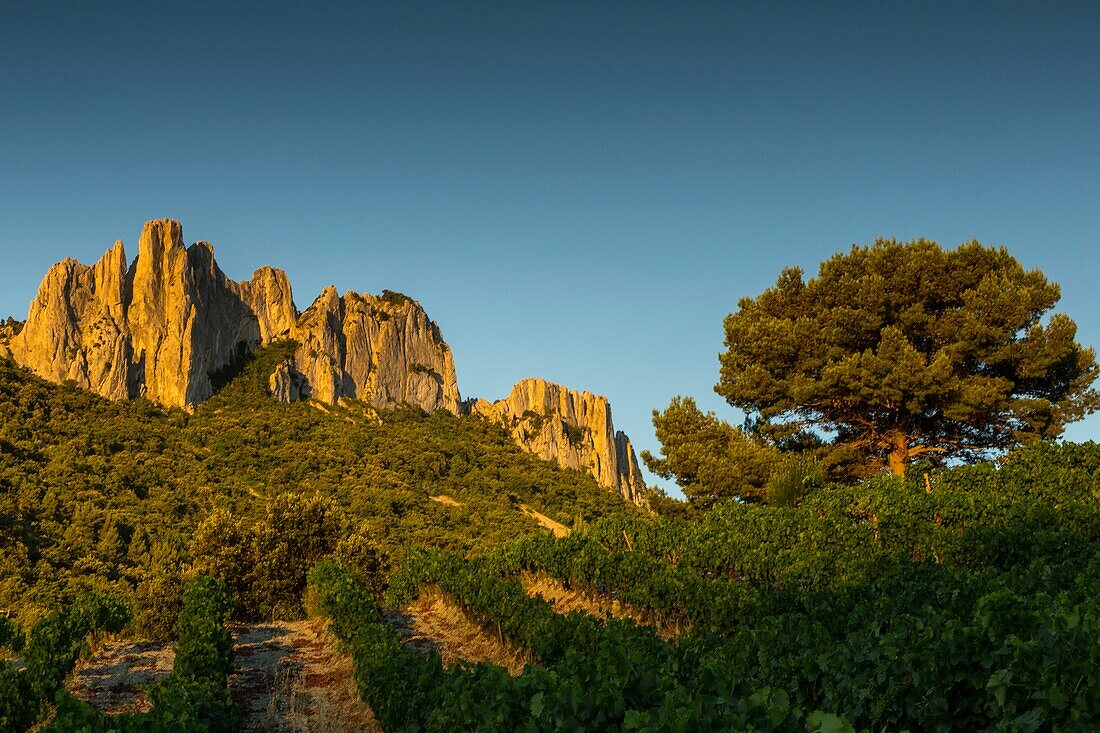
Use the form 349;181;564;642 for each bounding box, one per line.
0;343;636;632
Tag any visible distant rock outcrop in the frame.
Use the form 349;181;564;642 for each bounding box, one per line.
471;378;648;505
6;220;299;407
9;242;133;400
128;221;287;407
0;319;21;361
7;220;299;409
232;266;298;343
280;287;460;413
268;358;308;403
4;218;460;415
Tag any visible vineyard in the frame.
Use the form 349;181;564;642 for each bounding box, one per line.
349;442;1100;731
1;440;1097;731
1;576;238;731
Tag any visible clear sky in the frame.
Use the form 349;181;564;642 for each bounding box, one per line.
2;2;1098;494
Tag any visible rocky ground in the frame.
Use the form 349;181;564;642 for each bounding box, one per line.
67;638;174;714
390;589;532;676
228;620;378;733
68;620;379;732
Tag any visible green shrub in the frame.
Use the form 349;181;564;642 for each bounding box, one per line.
0;616;24;653
192;494;343;620
765;455;825;507
564;423;587;446
0;591;130;731
132;565;188;641
379;289;411;306
0;663;32;732
23;592;129;703
334;528;393;597
172;577;235;687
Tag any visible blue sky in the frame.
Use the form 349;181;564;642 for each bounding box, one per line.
2;2;1098;494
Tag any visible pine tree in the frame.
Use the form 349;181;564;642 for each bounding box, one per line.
717;239;1099;476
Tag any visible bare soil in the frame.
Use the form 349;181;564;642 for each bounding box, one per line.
68;621;379;732
67;637;174;714
522;574;683;638
519;504;571;537
229;620;380;732
392;588;533;676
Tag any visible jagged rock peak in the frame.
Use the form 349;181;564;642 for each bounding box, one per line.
10;244;133;400
5;218;461;416
275;287;461;414
471;377;648;505
233;267;298;343
0;318;22;361
7;218;299;411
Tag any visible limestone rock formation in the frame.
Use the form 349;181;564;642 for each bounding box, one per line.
233;267;298;343
280;287;461;413
0;319;21;361
7;219;298;410
269;358;307;403
10;242;134;401
128;222;271;407
3;217;460;415
471;378;648;505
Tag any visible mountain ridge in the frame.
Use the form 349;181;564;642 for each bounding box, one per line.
0;218;648;504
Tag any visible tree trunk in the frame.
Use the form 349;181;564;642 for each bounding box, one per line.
887;434;909;477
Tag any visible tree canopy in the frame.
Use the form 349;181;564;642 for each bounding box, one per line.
641;397;781;506
717;239;1099;476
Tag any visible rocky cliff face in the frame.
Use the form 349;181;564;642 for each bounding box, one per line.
8;245;132;400
471;378;648;505
6;219;299;409
232;266;298;343
282;287;460;412
126;221;292;407
5;218;460;415
269;358;308;403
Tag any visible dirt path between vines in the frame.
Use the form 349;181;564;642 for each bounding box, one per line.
229;620;380;732
522;574;684;638
68;620;380;732
67;637;175;714
391;588;533;676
